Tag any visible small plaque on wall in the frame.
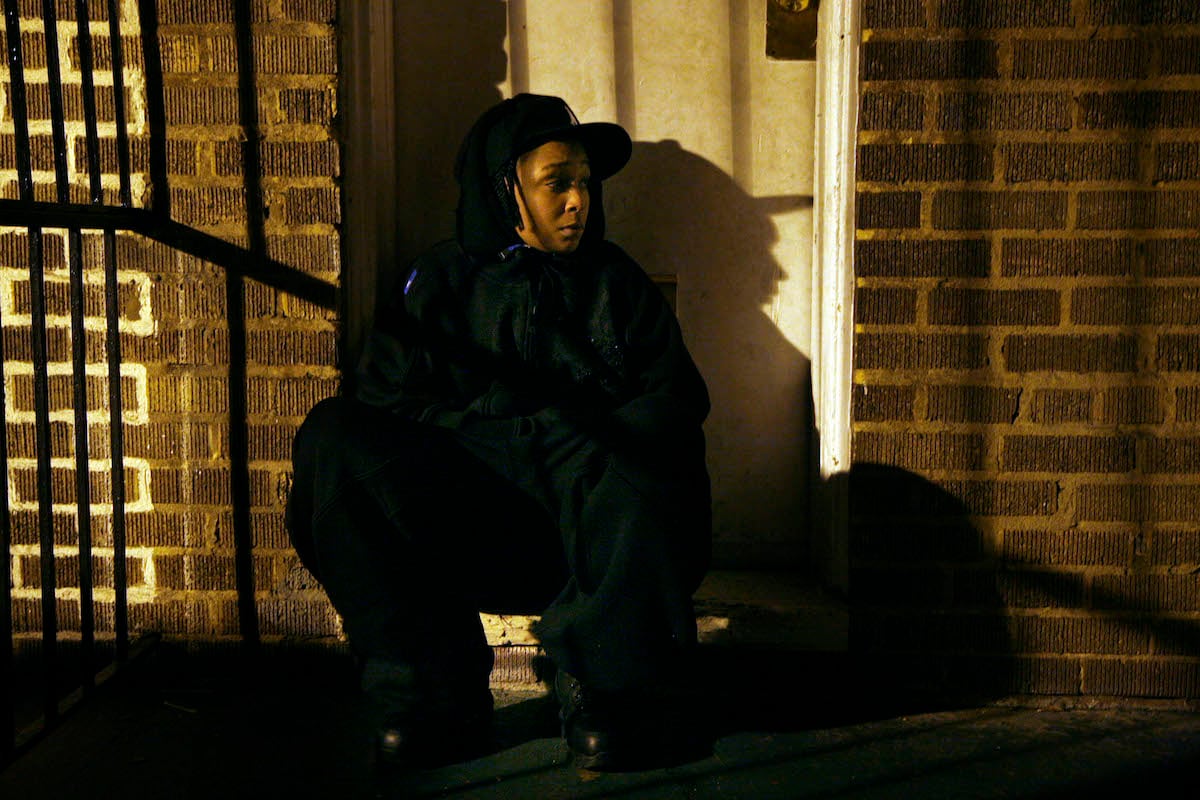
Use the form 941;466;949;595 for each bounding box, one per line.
766;0;819;61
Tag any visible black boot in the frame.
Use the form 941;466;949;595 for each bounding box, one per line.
366;659;493;768
555;670;619;770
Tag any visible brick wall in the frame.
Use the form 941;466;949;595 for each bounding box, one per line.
3;0;341;648
854;0;1200;698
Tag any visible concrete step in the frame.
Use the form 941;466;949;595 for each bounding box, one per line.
483;569;849;685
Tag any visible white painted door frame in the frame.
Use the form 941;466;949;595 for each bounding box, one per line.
811;0;860;593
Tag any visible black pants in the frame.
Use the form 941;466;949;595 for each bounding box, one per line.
285;396;711;694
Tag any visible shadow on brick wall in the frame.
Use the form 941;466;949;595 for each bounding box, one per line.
840;463;1015;705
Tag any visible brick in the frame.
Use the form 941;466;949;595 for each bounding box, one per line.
1077;484;1200;523
255;598;340;637
853;383;916;422
247;375;338;416
862;40;998;81
857;192;921;229
858;144;992;183
1101;386;1163;425
247;424;297;461
1013;38;1149;80
192;468;232;504
282;0;337;22
853;431;987;471
1084;659;1200;698
928;385;1020;423
1005;143;1139;183
862;0;925;28
1080;91;1200;129
1001;530;1133;567
1010;614;1150;655
860;91;924;130
1094;575;1200;613
857;238;990;278
942;480;1058;516
215;141;339;178
955;568;1086;610
1002;434;1134;473
1086;1;1200;25
1159;335;1200;371
1078;191;1200;231
164;86;241;126
938;93;1072;132
247;329;336;366
1177;386;1200;421
930;288;1059;326
169;187;248;227
855;287;917;324
855;333;988;370
1026;387;1092;423
938;0;1071;28
851;524;984;563
252;510;292;550
1151;530;1200;567
128;599;211;636
285;187;340;224
1156;142;1200;182
1162;36;1200;76
126;511;188;548
1073;287;1200;326
254;35;337;74
1004;334;1138;373
266;234;341;274
932;191;1067;231
279;88;334;125
1147;239;1200;277
1143;438;1200;473
160;34;202;72
1001;238;1134;278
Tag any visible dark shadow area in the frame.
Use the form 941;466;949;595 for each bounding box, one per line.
2;640;1199;799
606;140;817;570
835;463;1015;705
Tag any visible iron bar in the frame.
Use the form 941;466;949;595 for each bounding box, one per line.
71;0;105;688
106;0;132;207
103;228;129;661
0;202;338;309
231;0;264;648
67;227;96;691
0;0;22;762
41;0;70;202
136;0;169;217
75;0;104;204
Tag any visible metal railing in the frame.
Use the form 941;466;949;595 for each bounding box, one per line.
0;0;335;761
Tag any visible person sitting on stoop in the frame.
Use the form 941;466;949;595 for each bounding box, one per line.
285;93;712;771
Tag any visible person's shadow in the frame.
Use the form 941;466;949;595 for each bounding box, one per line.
606;140;817;570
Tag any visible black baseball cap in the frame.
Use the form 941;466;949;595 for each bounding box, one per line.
483;93;632;181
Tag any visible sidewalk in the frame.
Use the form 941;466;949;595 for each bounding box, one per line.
2;643;1199;799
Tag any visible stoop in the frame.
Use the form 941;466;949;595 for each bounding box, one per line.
484;569;849;688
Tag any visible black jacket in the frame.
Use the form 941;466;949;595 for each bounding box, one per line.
355;239;709;455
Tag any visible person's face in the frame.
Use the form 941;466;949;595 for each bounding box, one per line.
512;139;591;254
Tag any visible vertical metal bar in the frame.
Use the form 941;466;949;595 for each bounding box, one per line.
41;0;70;202
7;0;60;726
103;229;128;662
76;0;103;204
71;0;104;692
136;0;169;217
0;0;25;757
67;227;95;691
229;0;261;649
107;0;132;207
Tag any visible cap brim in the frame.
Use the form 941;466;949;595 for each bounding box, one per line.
519;121;632;181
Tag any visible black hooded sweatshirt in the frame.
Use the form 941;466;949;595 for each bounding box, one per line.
354;102;709;464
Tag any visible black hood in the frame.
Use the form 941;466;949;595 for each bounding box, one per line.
453;94;631;258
